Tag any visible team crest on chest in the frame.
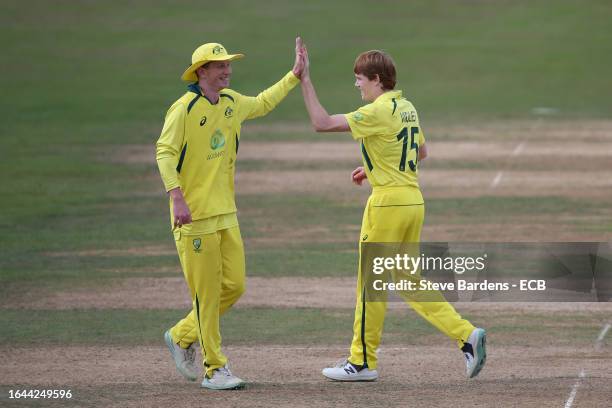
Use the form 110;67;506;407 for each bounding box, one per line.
224;106;234;118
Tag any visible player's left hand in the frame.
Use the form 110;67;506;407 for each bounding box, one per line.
293;36;306;79
351;166;367;186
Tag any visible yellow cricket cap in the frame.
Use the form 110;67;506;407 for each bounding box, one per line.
181;43;244;82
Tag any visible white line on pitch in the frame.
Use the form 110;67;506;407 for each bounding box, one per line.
512;141;526;156
490;171;503;188
564;369;586;408
563;321;611;407
595;322;611;351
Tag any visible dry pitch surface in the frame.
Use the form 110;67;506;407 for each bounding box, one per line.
2;339;611;408
2;120;611;407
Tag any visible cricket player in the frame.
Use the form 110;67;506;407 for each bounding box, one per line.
157;40;304;389
298;43;487;381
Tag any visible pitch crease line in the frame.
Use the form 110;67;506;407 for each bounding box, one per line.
564;369;585;408
595;322;611;351
490;172;503;188
512;141;526;156
563;321;610;407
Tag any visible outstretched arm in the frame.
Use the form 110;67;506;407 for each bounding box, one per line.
299;43;350;132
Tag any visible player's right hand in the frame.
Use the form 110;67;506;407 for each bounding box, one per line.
173;202;192;228
169;188;192;227
302;43;309;79
351;166;367;186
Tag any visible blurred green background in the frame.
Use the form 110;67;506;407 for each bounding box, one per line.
3;0;612;130
1;0;611;290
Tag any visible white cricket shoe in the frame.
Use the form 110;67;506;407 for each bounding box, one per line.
322;359;378;381
462;328;487;378
201;365;245;390
164;330;198;381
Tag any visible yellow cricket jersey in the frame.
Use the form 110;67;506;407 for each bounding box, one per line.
156;71;300;233
345;90;425;205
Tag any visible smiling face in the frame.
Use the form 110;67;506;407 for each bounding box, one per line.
197;61;232;91
353;50;397;102
354;73;383;102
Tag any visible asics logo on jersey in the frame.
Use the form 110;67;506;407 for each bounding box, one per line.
200;116;207;126
210;129;226;150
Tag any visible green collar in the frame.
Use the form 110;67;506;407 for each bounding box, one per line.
187;83;218;105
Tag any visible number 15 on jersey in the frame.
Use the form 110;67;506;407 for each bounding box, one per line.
396;126;420;172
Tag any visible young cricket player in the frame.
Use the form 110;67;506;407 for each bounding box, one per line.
297;40;487;381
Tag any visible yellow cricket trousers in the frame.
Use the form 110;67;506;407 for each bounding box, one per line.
349;187;475;369
168;225;245;377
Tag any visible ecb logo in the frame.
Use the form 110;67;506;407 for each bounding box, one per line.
212;45;224;55
210;129;226;150
193;238;202;253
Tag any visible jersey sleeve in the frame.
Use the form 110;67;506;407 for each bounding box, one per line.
236;71;300;121
344;102;378;140
155;101;186;192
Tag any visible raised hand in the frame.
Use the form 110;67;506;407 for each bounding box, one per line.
301;41;310;79
292;36;306;79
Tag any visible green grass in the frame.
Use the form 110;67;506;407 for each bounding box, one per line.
1;308;608;347
3;0;612;127
426;196;603;218
237;194;364;237
0;191;605;291
247;246;358;277
0;308;359;346
237;159;356;172
1;1;611;302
